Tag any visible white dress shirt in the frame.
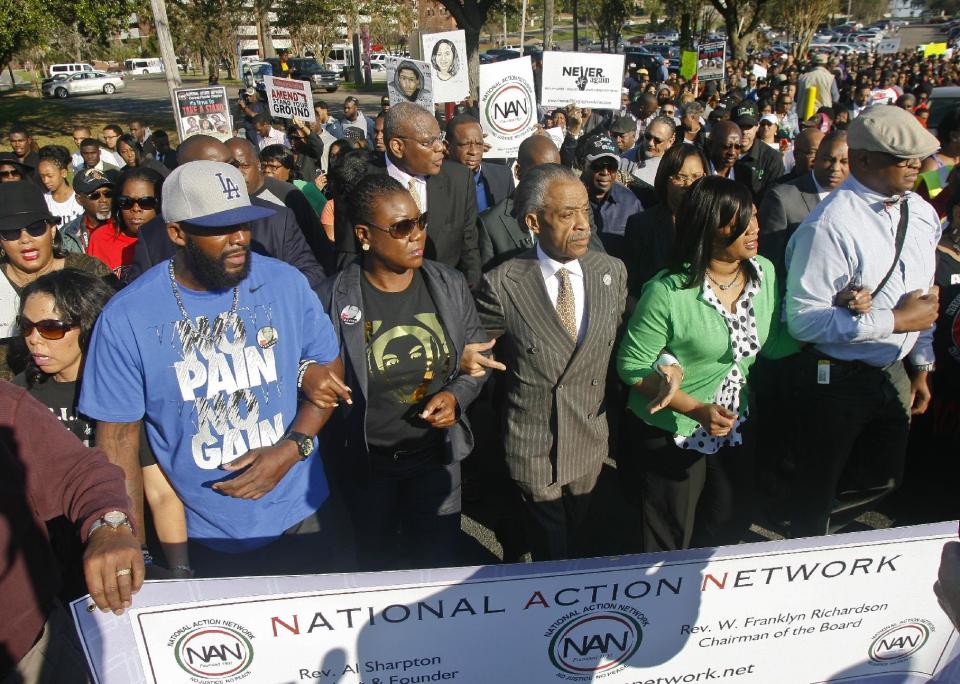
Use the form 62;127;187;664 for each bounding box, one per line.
785;174;940;367
257;127;289;150
810;171;830;201
537;244;587;344
386;156;428;212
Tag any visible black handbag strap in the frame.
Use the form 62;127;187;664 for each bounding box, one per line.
871;200;909;298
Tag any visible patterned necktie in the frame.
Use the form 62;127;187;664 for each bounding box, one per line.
556;268;576;340
408;178;423;213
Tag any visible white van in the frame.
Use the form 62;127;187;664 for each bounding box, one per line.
326;45;355;71
124;58;164;74
48;63;94;78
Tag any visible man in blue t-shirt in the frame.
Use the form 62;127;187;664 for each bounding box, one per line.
80;160;349;577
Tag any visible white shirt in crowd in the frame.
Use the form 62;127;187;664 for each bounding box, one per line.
44;192;83;225
386;156;428;212
257;127;289;150
537;243;587;344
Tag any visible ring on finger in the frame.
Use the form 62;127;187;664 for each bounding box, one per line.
115;568;132;577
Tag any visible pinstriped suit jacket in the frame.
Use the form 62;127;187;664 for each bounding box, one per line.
475;248;627;487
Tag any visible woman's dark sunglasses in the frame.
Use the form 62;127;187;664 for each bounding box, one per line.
367;212;427;239
116;195;158;210
0;219;50;242
19;316;78;340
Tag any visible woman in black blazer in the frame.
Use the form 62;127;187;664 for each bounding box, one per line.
316;174;488;571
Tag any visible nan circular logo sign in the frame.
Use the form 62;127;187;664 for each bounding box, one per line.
483;78;535;137
174;625;254;680
548;610;643;677
868;619;933;664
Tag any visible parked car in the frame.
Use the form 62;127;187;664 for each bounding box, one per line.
483;48;521;62
43;71;124;98
47;63;94;78
265;57;339;93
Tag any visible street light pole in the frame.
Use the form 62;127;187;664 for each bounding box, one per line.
573;0;579;51
149;0;182;137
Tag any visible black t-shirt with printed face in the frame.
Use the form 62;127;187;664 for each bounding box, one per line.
360;270;452;450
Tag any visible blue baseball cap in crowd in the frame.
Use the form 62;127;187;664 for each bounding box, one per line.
162;160;275;228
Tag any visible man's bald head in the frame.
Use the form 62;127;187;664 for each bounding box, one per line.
384;101;436;143
794;128;824;176
176;134;231;164
517;135;561;179
225;137;263;193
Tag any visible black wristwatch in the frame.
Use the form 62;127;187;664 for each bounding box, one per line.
281;431;315;460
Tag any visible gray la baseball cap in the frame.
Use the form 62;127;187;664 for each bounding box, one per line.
162;160;275;228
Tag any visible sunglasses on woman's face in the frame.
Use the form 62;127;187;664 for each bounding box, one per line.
366;212;428;239
19;316;77;340
116;195;158;210
0;219;49;242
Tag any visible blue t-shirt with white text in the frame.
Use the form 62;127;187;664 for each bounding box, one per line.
79;253;339;552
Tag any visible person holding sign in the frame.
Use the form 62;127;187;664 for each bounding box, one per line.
617;176;797;553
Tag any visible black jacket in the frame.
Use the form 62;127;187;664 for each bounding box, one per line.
127;196;326;288
479;162;514;208
733;140;785;203
315;260;487;463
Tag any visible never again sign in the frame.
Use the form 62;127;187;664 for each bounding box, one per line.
263;76;315;122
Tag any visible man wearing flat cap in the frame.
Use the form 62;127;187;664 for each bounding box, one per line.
783;105;942;538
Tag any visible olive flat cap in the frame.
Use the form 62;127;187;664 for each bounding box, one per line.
847;104;939;159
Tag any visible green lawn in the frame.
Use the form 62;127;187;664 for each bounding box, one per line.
0;91;175;148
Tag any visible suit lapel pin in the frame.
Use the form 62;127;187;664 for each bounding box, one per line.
602;273;612;286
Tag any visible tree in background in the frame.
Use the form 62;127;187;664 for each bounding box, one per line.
168;0;243;79
583;0;637;51
775;0;839;59
1;0;134;74
276;0;341;60
706;0;770;58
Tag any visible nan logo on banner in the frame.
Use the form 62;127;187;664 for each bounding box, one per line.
169;620;256;682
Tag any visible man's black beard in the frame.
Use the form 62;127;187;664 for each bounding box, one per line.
184;237;251;290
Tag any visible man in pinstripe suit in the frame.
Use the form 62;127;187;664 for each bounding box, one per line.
475;164;628;561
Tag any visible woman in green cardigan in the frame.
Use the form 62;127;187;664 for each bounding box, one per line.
616;176;798;553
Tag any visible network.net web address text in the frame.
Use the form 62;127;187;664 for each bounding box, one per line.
626;663;757;684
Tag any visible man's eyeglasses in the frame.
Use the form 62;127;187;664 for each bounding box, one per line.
720;143;744;151
644;132;667;145
399;132;446;148
116;195;158;210
873;152;921;168
670;172;705;186
0;219;50;242
86;190;113;201
0;169;22;179
454;140;490;151
19;316;78;341
366;213;427;239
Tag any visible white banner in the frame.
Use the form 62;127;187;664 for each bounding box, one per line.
263;76;315;122
386;56;435;112
479;56;537;159
421;30;469;104
540;51;626;110
72;523;960;683
878;37;902;55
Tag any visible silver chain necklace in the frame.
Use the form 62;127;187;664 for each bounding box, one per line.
706;267;742;291
168;259;239;338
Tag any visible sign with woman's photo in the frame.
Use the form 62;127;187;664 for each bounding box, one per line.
421;30;469;103
173;86;233;142
386;56;435;112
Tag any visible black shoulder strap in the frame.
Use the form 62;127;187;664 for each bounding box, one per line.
872;200;909;299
